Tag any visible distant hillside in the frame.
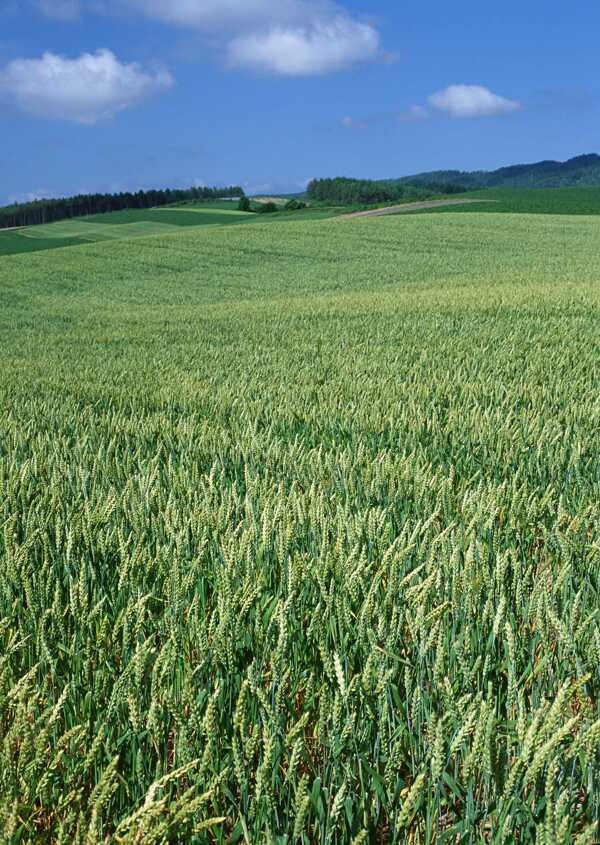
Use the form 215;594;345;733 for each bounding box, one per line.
399;154;600;190
0;185;244;230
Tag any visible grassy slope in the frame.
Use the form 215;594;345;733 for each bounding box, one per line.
0;203;337;257
416;186;600;215
1;213;600;842
4;188;600;258
0;204;254;257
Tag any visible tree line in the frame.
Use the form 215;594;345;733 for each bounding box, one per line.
306;177;466;206
0;185;244;229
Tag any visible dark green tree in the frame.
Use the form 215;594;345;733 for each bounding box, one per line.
256;202;278;214
284;199;307;211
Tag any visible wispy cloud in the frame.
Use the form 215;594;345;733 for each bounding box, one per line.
340;115;368;129
399;104;430;122
428;84;520;118
337;104;430;131
0;49;173;123
35;0;81;20
123;0;315;29
7;187;58;204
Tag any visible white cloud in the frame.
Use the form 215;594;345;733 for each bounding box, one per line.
29;0;383;77
124;0;380;75
36;0;81;20
0;49;173;123
428;84;520;118
228;17;379;75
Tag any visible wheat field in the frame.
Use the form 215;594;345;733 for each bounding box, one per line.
1;212;599;843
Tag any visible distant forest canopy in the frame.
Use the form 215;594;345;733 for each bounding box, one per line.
0;185;244;229
308;154;600;206
399;153;600;190
306;177;465;206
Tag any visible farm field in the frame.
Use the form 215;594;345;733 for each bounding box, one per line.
5;186;599;258
0;203;337;257
0;204;255;257
1;212;600;843
421;186;600;216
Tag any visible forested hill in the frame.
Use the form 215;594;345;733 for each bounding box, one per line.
0;185;244;229
399;153;600;190
307;154;600;205
306;177;463;205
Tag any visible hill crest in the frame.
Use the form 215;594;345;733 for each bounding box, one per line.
400;153;600;189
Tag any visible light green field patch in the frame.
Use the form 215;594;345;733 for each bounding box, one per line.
155;205;249;216
0;204;261;255
20;219;181;241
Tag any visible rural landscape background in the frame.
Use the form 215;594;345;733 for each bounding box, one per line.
2;1;600;843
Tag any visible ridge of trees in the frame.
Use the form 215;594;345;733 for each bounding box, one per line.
0;185;244;230
307;156;600;203
398;153;600;190
306;177;465;206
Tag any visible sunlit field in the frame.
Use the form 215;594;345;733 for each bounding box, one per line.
1;212;599;843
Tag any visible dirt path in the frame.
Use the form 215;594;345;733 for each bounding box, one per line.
338;198;497;219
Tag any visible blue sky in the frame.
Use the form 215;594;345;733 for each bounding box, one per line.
0;0;598;204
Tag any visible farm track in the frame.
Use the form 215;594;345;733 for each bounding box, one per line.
338;198;497;219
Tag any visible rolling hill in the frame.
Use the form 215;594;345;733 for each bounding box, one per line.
400;152;600;189
0;201;335;256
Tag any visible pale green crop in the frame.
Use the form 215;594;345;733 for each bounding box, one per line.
0;211;599;843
